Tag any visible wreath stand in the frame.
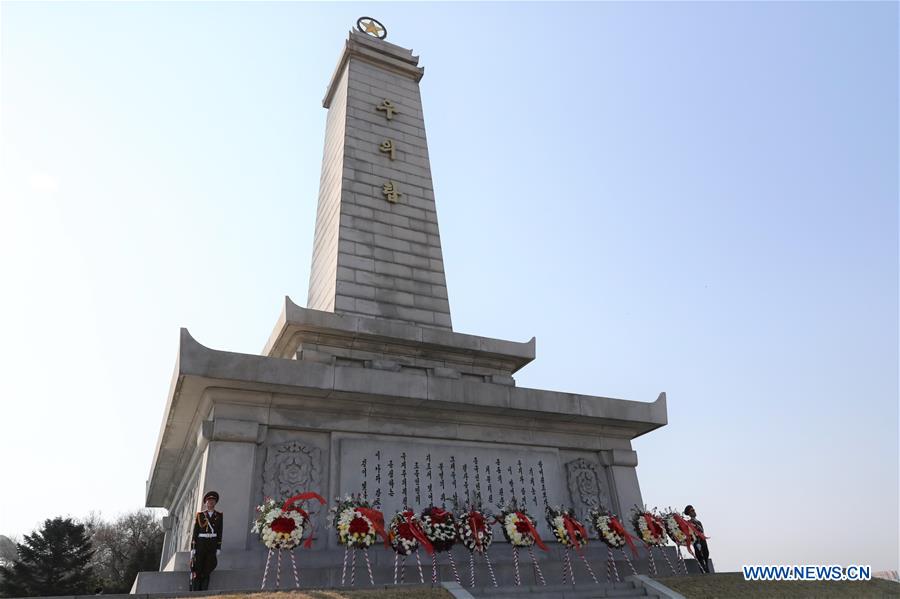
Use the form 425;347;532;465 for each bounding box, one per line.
561;545;599;585
658;544;678;575
465;547;498;588
642;543;673;576
620;546;638;576
674;543;689;575
393;549;425;584
430;549;462;585
340;545;375;586
511;545;546;586
260;547;300;589
604;545;621;583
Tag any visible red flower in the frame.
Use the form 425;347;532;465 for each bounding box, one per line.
429;508;449;523
349;516;370;535
396;522;414;540
515;520;531;534
271;517;296;534
469;512;486;531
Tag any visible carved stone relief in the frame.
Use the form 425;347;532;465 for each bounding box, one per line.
262;441;323;500
565;458;609;518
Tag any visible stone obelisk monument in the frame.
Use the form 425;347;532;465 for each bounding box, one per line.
136;20;669;593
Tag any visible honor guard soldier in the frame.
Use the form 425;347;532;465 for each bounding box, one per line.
190;491;223;591
684;505;710;573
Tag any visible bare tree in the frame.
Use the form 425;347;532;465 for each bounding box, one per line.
85;511;163;594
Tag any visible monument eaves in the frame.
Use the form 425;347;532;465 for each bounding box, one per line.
145;327;667;507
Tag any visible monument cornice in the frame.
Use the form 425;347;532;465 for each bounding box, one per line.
262;296;536;374
323;30;424;109
146;328;667;507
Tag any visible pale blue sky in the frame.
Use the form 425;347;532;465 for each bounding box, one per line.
1;2;896;573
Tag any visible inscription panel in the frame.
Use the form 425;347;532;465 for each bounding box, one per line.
338;435;566;537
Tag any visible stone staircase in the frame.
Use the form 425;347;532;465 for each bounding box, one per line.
468;581;661;598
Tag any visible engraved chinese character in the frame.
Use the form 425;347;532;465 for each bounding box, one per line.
379;139;397;160
376;99;398;120
382;181;401;203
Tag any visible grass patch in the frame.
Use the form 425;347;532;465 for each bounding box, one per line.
175;588;453;599
656;572;900;598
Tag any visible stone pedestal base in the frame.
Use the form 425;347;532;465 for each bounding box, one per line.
135;543;705;593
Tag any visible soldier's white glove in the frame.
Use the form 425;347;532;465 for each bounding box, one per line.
216;549;221;557
190;550;195;558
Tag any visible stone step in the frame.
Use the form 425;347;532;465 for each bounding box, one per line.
135;546;699;594
469;581;655;598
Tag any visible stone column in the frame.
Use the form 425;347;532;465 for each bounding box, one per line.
196;419;260;551
158;516;174;570
602;448;644;515
308;31;453;329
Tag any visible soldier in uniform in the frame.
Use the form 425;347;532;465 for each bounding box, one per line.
190;491;223;591
684;504;710;573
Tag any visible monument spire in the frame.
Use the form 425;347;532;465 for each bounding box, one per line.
307;21;453;330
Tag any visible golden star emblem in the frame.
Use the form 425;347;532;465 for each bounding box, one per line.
362;20;382;36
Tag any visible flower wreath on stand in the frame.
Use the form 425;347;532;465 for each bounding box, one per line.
251;492;326;589
589;506;639;581
456;503;497;587
547;506;588;549
420;506;460;584
547;506;600;585
630;506;673;576
329;495;388;587
388;509;433;584
457;505;493;553
498;501;547;587
660;508;707;574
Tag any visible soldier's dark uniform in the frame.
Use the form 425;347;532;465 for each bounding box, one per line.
690;517;710;573
190;492;223;591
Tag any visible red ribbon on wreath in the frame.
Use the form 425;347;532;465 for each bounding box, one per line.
403;511;434;555
281;492;327;548
515;512;548;551
357;507;390;547
672;514;708;558
676;514;708;541
642;513;665;541
467;511;488;552
429;507;451;523
282;492;326;512
562;513;588;549
608;516;640;558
